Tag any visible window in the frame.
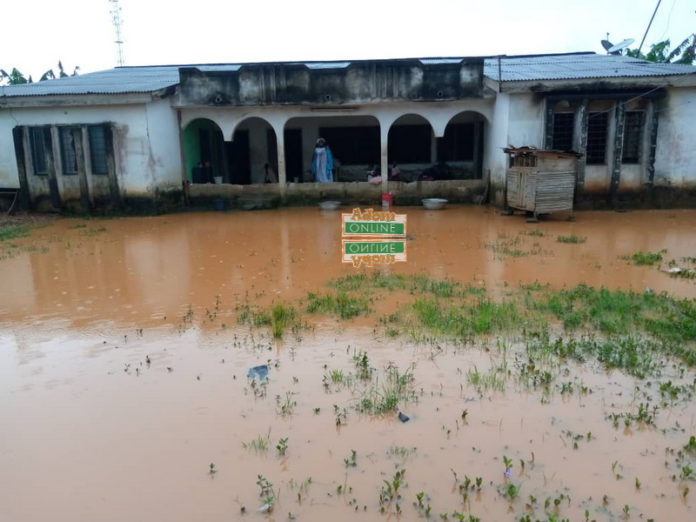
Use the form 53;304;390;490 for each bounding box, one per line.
319;126;380;165
388;125;431;163
59;127;78;175
29;127;49;175
622;111;644;164
586;112;608;164
88;125;109;174
552;112;574;151
437;123;475;161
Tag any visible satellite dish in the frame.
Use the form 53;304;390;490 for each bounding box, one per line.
601;39;614;51
607;38;635;55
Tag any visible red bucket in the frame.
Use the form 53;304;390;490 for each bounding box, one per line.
381;192;394;210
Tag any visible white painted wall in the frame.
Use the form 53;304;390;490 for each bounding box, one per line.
654;86;696;188
0;98;183;197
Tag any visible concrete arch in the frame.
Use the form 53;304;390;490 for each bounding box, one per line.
232;116;276;140
387;112;436;132
387;113;435;166
182;118;226;183
438;109;490;137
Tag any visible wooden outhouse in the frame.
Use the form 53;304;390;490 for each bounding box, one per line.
503;147;581;222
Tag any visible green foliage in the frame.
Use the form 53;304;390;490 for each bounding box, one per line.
556;234;586;244
306;291;368;319
626;34;696;65
0;225;29;242
629;250;665;265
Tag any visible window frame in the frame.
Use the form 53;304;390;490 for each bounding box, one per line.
58;126;79;175
88;124;110;175
621;111;644;164
29;127;49;176
551;112;575;152
585;111;609;165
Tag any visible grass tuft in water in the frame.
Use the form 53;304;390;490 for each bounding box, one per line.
306;291;368;319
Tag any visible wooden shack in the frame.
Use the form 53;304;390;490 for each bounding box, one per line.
503;147;581;222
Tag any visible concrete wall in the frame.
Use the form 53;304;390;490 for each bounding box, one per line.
654;86;696;188
179;59;484;107
0;97;183;209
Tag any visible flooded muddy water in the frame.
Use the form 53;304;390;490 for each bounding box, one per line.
1;207;695;521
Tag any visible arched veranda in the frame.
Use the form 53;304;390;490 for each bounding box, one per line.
284;115;381;182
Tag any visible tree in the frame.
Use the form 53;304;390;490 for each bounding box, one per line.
1;61;80;86
626;34;696;65
0;68;32;85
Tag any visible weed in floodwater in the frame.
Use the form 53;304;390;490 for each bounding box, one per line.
378;468;405;514
306;291;368;319
357;364;416;415
556;234;586;244
271;304;296;338
414;491;432;518
387;445;416;459
276;392;297;416
344;449;357;468
681;465;693;480
243;431;270;452
486;235;540;258
627;250;666;266
685;435;696;453
276;437;288;456
256;475;276;513
209;462;217;475
353;351;372;380
468;364;507;392
334;405;348;426
524;228;545;237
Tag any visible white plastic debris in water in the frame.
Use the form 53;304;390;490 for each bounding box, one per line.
664;266;684;274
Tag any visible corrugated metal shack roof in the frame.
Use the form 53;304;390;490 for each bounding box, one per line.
483;52;696;82
2;53;695;98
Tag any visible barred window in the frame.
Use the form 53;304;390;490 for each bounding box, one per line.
29;127;49;175
88;125;109;174
586;112;608;164
552;112;574;151
59;127;78;175
622;111;644;164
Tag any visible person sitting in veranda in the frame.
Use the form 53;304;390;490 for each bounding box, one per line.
311;138;334;182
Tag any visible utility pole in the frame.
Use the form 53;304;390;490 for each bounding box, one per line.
109;0;125;67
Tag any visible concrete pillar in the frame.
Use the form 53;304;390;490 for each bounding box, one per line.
276;129;287;198
380;126;389;194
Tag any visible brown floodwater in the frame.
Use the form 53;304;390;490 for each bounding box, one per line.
1;207;695;522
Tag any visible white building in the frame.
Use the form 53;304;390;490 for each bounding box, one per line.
1;52;695;211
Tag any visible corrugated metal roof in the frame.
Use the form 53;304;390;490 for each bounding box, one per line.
0;66;180;97
483;53;696;82
2;53;695;98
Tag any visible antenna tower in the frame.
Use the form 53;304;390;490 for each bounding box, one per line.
109;0;125;66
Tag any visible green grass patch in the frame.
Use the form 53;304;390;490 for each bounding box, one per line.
238;302;300;338
306;291;368;319
556;234;586;244
0;225;30;242
410;298;521;340
329;272;485;298
532;284;696;344
628;250;665;266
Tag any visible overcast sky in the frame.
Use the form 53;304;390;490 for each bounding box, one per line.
3;0;695;79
